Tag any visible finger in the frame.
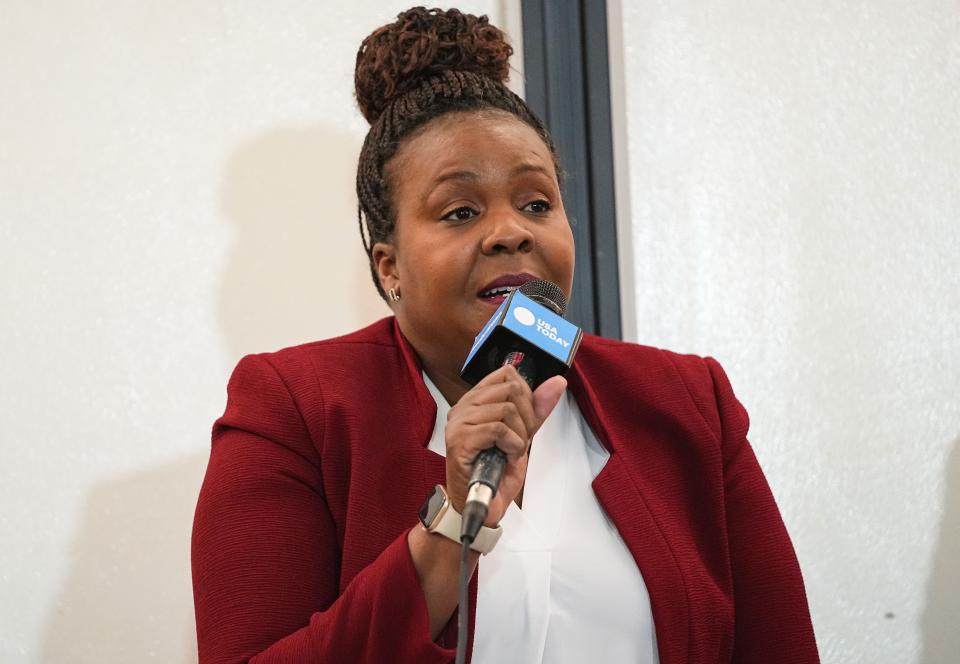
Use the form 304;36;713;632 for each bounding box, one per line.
452;421;528;464
451;389;536;449
457;371;536;434
464;366;534;410
467;363;527;391
530;376;567;435
459;401;529;442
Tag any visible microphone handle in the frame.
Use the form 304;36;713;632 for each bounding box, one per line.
462;448;504;543
468;447;507;495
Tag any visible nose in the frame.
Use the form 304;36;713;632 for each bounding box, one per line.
480;208;535;255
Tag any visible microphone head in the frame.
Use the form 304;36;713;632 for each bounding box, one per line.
518;279;567;316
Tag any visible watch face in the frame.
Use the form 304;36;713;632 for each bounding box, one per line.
419;485;446;528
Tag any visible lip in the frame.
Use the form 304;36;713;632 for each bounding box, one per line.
476;273;540;297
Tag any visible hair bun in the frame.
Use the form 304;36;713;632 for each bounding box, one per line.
355;7;513;125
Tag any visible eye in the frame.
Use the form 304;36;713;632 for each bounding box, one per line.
523;199;551;214
441;206;478;222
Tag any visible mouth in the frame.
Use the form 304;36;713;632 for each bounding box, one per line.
477;273;539;306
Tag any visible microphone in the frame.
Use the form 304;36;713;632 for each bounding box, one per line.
458;279;582;543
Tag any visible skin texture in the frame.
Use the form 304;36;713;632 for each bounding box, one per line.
370;110;575;639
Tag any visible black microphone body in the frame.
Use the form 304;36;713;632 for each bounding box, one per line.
459;280;581;542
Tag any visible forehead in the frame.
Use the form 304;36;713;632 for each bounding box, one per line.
389;110;556;184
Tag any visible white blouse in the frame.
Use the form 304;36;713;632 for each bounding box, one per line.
423;374;660;664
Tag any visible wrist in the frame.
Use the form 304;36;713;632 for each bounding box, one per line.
407;525;480;641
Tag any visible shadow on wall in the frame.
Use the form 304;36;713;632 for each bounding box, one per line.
37;455;207;663
921;435;960;664
218;125;388;364
36;126;387;663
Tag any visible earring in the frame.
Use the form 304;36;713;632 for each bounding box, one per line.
388;287;401;302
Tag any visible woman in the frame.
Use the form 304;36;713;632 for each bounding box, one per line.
192;7;819;663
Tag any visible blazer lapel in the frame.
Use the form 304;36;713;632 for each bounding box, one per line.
568;366;690;664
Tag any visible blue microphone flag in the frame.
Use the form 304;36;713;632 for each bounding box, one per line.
460;290;582;388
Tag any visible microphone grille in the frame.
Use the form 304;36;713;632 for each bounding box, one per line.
519;279;567;316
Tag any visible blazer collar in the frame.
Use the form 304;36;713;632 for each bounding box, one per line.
390;318;438;450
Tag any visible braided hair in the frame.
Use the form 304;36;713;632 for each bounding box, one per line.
354;7;562;299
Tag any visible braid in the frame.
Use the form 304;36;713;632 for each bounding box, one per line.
354;8;563;300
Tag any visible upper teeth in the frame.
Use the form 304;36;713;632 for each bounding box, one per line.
481;286;518;297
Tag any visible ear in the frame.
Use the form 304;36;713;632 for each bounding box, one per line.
371;241;399;295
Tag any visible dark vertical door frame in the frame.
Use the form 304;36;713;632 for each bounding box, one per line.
521;0;621;339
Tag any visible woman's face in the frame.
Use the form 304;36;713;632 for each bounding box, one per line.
373;110;575;375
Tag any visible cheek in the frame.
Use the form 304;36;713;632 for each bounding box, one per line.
397;236;466;295
548;225;576;269
544;227;576;294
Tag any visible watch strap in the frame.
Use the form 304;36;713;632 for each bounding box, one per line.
426;490;502;555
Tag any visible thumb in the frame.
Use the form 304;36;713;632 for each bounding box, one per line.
532;375;568;424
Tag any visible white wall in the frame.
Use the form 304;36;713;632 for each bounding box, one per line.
613;1;959;662
7;1;956;662
0;2;514;661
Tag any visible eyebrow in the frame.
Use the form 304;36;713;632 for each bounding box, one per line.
430;163;551;187
431;170;480;187
509;163;551;178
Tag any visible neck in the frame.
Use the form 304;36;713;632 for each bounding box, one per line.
419;353;471;405
394;317;473;404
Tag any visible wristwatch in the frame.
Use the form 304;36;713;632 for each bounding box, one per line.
418;484;503;555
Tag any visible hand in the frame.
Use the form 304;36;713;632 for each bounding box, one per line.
444;365;567;527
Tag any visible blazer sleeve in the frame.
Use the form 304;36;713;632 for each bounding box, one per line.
705;357;820;663
191;354;456;664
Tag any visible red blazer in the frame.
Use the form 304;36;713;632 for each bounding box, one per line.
192;317;818;663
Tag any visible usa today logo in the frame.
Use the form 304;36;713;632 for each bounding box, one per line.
512;305;572;349
513;306;536;326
